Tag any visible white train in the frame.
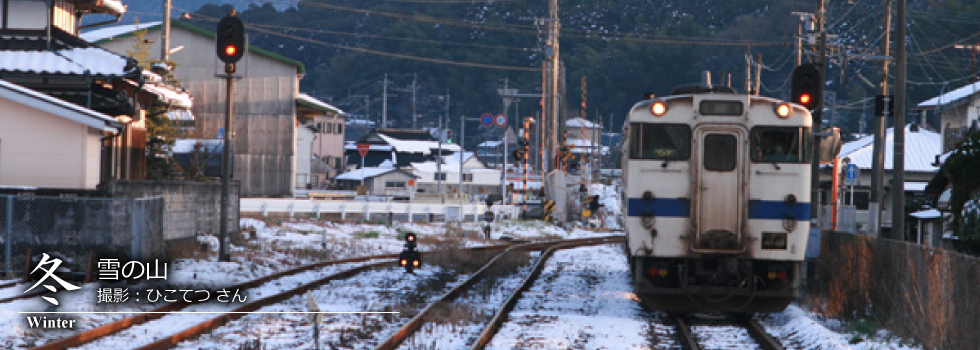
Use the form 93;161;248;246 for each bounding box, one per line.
621;76;815;312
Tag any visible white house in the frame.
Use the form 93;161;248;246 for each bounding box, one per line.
0;78;122;189
334;166;417;198
913;81;980;152
409;153;501;196
829;125;942;235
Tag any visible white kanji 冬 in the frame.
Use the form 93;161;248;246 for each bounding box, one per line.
25;253;80;305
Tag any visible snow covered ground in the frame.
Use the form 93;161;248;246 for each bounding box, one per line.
1;217;928;350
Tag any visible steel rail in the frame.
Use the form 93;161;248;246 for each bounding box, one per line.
467;236;624;350
372;236;624;350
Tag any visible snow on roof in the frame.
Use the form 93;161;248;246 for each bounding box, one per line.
377;133;460;154
133;71;193;109
565;117;600;128
0;78;122;133
344;143;393;151
335;167;409;181
0;47;133;77
297;93;345;115
838;125;942;173
910;208;941;219
166;109;195;121
915;80;980;110
172;139;222;153
441;152;475;165
478;141;502;148
81;21;163;43
905;182;928;192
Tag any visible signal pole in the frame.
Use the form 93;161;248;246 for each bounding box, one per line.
216;12;244;262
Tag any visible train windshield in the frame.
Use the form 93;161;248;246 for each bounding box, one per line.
750;126;811;163
629;123;691;160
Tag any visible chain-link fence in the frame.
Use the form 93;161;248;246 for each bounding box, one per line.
808;231;980;350
0;195;164;279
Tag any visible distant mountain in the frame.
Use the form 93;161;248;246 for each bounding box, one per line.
111;0;965;146
85;1;297;25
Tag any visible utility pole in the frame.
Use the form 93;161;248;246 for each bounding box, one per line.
411;74;418;129
870;0;892;237
161;0;171;61
745;47;753;94
892;0;907;240
382;73;389;128
810;0;827;228
546;0;560;172
755;54;762;95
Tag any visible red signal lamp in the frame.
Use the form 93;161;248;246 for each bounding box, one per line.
225;45;238;57
799;93;811;105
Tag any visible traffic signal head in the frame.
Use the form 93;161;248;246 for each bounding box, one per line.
399;250;421;273
443;130;453;144
791;63;822;111
216;15;245;64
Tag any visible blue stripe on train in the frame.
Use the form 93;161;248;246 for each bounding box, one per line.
626;198;810;221
626;198;691;218
747;200;811;221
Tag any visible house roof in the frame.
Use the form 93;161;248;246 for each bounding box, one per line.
566;117;600;129
0;78;122;133
0;47;136;78
374;129;435;141
838;125;942;173
441;152;476;165
297;93;345;115
335;167;417;181
376;133;461;154
82;20;305;75
478;141;502;148
914;80;980;110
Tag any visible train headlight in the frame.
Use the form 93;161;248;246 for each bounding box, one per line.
775;103;792;118
651;101;667;116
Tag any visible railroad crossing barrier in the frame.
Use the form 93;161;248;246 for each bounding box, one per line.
241;199;520;223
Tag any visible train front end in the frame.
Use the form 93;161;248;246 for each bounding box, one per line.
623;89;813;313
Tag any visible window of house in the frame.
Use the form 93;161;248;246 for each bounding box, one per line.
336;123;344;134
386;181;406;188
324;123;334;134
463;173;473;182
317;122;324;133
845;191;870;210
436;173;447;181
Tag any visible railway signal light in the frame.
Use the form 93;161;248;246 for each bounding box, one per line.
216;14;245;64
791;63;822;111
512;149;525;161
400;232;421;273
874;95;894;116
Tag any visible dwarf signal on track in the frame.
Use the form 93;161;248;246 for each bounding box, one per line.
399;232;422;273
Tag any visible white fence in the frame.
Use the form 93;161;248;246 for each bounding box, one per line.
241;198;520;222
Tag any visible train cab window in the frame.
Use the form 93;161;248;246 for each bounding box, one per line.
628;123;691;160
703;134;737;171
750;127;811;163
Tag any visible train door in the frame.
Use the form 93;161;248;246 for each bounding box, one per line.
693;128;745;252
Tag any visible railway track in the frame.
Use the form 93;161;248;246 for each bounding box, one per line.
372;235;625;350
29;237;608;350
671;313;785;350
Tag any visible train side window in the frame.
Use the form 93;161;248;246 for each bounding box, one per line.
628;123;691;160
750;127;811;163
703;134;737;171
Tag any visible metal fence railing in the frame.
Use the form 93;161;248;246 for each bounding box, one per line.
0;195;164;278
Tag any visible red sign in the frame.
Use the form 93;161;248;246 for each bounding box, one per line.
495;114;507;127
356;143;370;157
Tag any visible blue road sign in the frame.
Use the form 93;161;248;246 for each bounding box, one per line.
844;164;858;186
481;114;494;127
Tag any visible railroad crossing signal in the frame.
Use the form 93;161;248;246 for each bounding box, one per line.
216;14;245;64
399;232;422;273
791;63;822;111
